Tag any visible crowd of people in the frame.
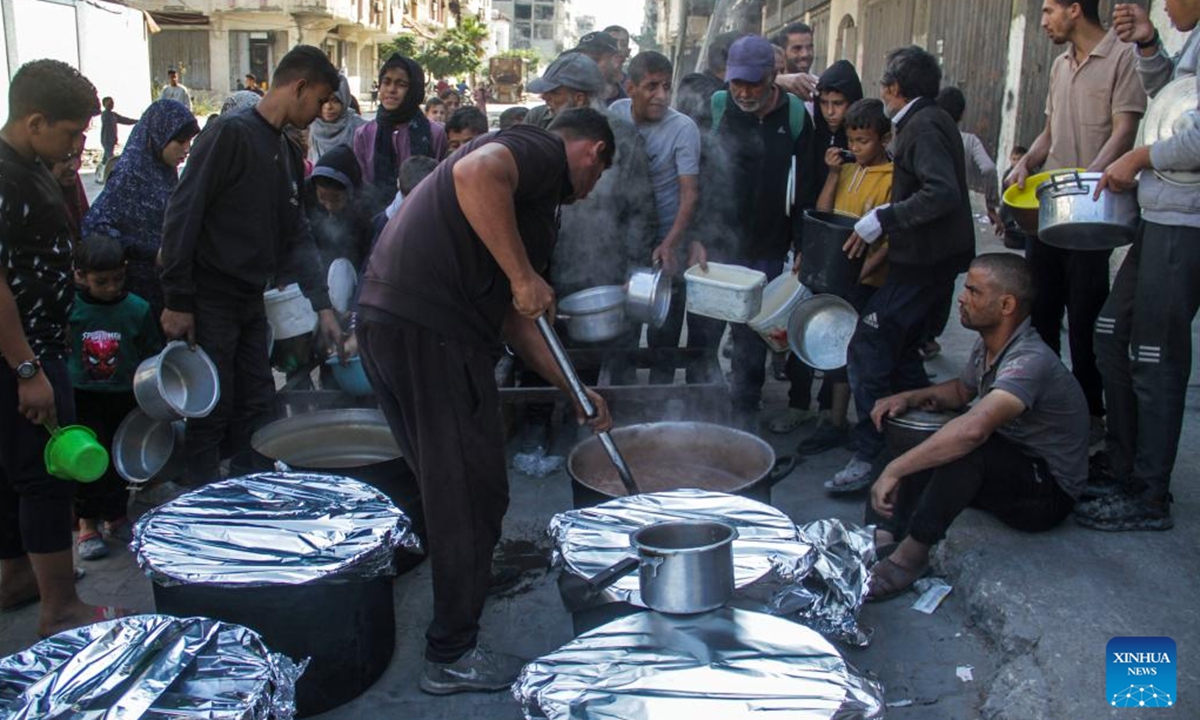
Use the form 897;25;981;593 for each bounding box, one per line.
0;0;1196;697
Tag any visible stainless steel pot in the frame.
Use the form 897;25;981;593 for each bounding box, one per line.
884;408;962;456
112;409;185;484
133;342;221;421
1037;171;1139;250
625;266;671;328
787;294;859;371
584;520;738;614
1140;75;1200;186
557;286;628;343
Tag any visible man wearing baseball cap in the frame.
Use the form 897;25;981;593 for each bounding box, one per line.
705;35;818;428
575;31;626;104
523;52;607;129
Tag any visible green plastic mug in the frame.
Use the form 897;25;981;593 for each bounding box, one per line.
43;425;109;483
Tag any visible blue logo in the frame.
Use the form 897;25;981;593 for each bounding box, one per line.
1106;637;1176;708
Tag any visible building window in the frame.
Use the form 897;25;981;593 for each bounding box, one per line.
534;22;553;39
515;2;531;19
534;4;553;20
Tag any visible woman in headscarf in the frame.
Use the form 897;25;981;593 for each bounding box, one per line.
308;75;365;162
82;99;200;318
352;54;446;212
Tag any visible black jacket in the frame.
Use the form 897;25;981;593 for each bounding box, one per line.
877;98;975;284
812;60;864;187
709;89;818;262
160;110;330;312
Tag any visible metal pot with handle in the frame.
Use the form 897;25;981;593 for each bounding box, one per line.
625;266;671;328
581;520;738;614
556;286;628;343
1036;171;1139;250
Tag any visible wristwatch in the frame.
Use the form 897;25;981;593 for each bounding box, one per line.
15;359;40;380
1136;30;1160;50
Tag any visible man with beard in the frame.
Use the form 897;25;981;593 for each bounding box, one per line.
357;108;615;693
160;46;345;486
774;22;820;105
861;254;1086;601
707;35;817;425
829;46;974;493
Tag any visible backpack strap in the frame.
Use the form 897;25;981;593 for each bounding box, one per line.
710;90;728;135
787;93;806;141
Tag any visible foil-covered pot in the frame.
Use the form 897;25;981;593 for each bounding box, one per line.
0;614;305;720
549;490;874;646
131;472;421;587
514;607;885;720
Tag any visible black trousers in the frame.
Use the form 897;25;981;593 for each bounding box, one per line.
864;433;1075;546
184;287;274;485
647;279;723;385
1095;221;1200;499
359;319;508;664
1026;237;1110;417
848;280;954;460
791;284;881;405
73;390;136;521
0;360;76;558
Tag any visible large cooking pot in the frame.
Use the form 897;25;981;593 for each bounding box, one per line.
800;210;866;297
884;408;962;456
1037;171;1139;250
556;286;628;343
250;409;425;547
583;520;737;614
567;422;796;507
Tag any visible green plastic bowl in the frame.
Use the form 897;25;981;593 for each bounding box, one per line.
44;425;109;483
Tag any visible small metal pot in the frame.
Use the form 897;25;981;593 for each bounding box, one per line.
133;342;220;421
1037;171;1139;250
884;409;962;456
787;294;859;371
584;520;738;615
557;286;628;343
112;409;185;485
625;266;671;328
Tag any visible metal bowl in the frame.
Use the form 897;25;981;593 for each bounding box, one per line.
884;409;962;456
786;294;859;371
112;409;185;484
625;266;671;328
1141;75;1200;186
1036;171;1139;250
558;286;628;343
133;342;221;421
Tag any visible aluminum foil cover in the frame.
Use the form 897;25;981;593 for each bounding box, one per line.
132;472;421;587
0;614;305;720
514;607;885;720
549;489;815;607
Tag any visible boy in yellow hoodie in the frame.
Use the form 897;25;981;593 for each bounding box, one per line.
799;98;894;455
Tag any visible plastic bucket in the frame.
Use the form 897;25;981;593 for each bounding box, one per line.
325;355;373;396
44;425;108;483
683;263;767;323
799;210;865;297
264;284;317;341
748;273;812;352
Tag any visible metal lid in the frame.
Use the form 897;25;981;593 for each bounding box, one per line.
885;408;962;432
515;608;885;720
1141;75;1200;186
0;615;304;720
132;472;420;587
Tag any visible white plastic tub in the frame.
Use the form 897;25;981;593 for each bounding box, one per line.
264;284;317;340
749;273;812;352
684;263;768;323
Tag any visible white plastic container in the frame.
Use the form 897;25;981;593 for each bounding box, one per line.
749;273;812;352
684;263;768;323
263;284;317;340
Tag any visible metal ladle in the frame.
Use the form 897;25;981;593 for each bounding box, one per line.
535;315;640;495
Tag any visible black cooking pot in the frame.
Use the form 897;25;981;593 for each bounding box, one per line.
566;422;796;508
250;409;426;563
800;210;866;298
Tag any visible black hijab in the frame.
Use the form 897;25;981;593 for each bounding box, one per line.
373;54;433;190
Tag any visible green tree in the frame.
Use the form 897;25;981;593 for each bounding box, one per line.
378;34;420;61
417;17;489;80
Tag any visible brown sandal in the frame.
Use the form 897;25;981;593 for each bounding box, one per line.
866;557;929;602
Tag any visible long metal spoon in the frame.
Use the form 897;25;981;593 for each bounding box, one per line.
535;315;640;495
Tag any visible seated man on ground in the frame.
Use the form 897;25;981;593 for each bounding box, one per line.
862;254;1088;600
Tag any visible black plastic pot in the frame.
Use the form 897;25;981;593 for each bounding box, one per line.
800;210;866;297
154;576;394;717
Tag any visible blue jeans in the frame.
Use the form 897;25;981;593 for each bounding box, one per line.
848;279;954;460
